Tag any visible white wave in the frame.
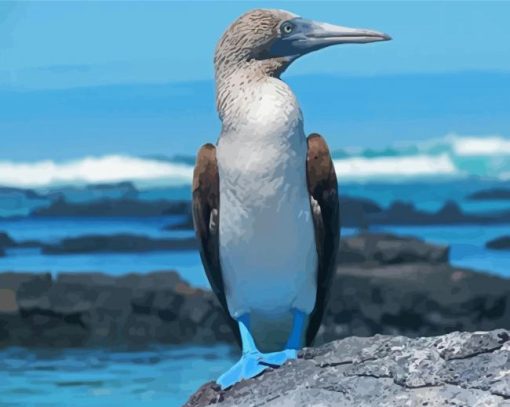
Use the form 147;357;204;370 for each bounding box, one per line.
447;134;510;156
333;154;458;179
0;155;193;188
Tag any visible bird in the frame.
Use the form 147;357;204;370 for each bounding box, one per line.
192;9;391;389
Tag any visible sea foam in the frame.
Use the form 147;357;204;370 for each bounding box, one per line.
1;134;509;188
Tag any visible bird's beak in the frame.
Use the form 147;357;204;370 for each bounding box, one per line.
266;17;391;60
303;20;392;47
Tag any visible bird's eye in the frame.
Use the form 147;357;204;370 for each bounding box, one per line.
281;22;294;35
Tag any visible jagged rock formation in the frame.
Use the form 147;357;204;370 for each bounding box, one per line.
186;329;510;407
0;233;509;348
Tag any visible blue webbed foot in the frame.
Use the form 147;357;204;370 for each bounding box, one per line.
216;349;298;390
216;351;267;390
257;348;297;368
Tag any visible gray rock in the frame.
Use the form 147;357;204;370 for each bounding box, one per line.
185;330;510;407
487;236;510;251
1;233;510;348
41;234;198;254
338;233;449;265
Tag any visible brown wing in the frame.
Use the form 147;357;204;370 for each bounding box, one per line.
305;133;340;346
191;144;241;346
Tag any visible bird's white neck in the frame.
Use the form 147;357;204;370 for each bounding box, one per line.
216;71;304;143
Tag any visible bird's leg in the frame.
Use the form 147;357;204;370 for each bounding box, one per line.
216;313;269;389
254;308;304;367
216;310;305;389
285;308;306;350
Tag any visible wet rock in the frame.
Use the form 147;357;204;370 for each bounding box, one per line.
467;188;510;201
1;233;510;349
32;198;190;217
486;235;510;251
41;234;197;254
185;330;510;407
338;233;448;265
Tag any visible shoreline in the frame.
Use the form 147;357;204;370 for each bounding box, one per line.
1;233;509;349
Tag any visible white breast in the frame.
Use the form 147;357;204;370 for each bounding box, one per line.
216;78;318;345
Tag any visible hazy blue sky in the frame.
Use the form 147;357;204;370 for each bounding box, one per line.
1;1;510;160
2;1;510;88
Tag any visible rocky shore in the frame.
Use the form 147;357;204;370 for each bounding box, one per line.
487;236;510;251
1;233;509;348
186;329;510;406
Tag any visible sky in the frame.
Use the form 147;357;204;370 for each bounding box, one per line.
1;1;510;160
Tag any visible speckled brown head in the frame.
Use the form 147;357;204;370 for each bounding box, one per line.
214;8;391;80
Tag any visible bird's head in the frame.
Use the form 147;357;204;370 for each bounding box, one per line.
215;9;391;78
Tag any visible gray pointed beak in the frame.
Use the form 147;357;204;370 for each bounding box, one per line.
307;21;391;45
266;17;391;60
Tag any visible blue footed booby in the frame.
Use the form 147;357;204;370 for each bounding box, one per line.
192;9;390;389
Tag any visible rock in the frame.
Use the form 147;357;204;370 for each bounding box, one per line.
339;196;382;228
318;262;510;343
366;200;510;227
338;233;448;265
41;234;198;254
1;233;510;349
0;231;16;248
162;216;194;231
487;235;510;251
185;330;510;407
46;182;139;203
31;198;190;217
467;188;510;200
0;270;231;347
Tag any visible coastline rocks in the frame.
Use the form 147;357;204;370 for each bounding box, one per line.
338;233;448;265
368;200;510;225
162;217;195;231
0;271;233;347
1;233;510;349
45;182;139;203
0;232;15;248
185;329;510;407
32;198;190;217
41;234;198;254
486;235;510;251
467;188;510;200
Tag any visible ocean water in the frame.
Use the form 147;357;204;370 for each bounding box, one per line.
0;345;236;407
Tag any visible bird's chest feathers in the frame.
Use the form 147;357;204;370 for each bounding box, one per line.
218;83;307;207
221;78;303;140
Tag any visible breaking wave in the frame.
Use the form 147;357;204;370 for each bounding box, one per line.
0;134;509;188
332;134;510;181
0;155;193;188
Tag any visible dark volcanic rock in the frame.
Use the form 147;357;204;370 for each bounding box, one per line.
339;196;382;228
32;198;190;217
0;271;233;347
468;188;510;200
185;330;510;407
338;233;448;265
41;234;197;254
46;182;139;202
369;200;510;226
1;233;510;349
162;216;194;231
487;235;510;251
0;231;16;248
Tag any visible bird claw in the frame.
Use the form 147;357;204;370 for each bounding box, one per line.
216;349;298;390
